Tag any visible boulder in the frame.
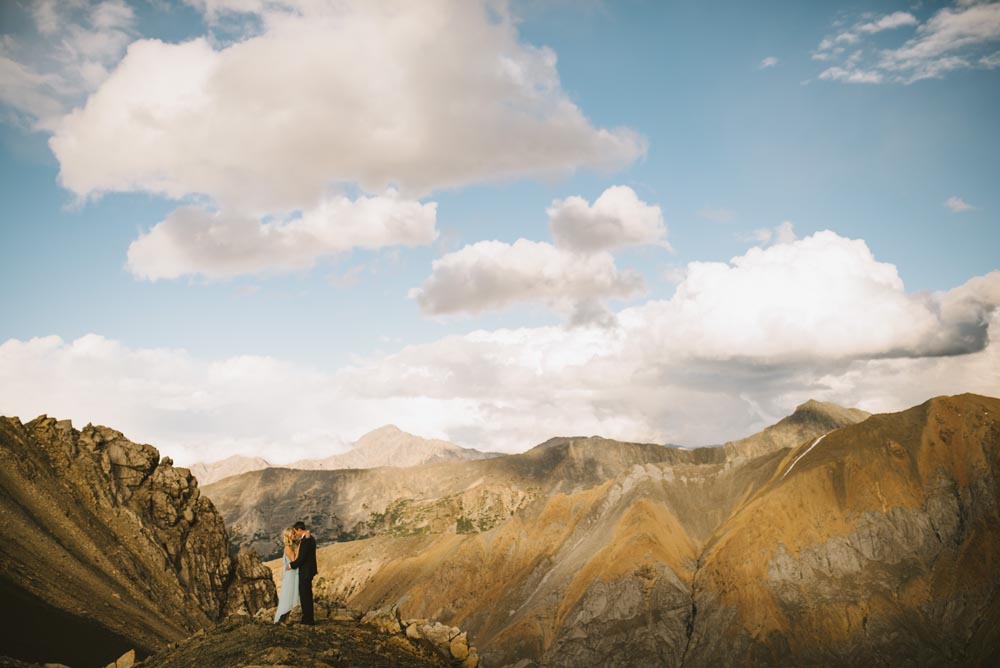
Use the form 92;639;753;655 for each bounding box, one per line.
361;605;403;635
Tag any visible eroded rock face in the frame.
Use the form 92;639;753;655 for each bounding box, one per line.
0;416;276;667
685;394;1000;668
224;547;280;617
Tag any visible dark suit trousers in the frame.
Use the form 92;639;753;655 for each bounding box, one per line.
298;572;314;624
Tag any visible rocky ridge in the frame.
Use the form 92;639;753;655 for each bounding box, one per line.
133;595;479;668
722;399;871;459
0;416;276;667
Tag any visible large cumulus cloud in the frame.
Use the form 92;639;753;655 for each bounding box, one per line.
48;1;645;210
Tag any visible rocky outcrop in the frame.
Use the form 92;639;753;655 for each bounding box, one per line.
138;612;450;668
0;416;276;667
358;605;480;667
223;547;280;617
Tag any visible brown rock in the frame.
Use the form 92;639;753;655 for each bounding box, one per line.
458;647;479;668
361;605;403;635
224;547;279;617
449;632;469;661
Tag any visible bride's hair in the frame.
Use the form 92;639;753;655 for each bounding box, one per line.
282;527;298;548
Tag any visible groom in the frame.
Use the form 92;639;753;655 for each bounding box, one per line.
289;520;318;625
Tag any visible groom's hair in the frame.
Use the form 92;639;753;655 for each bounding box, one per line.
292;521;307;531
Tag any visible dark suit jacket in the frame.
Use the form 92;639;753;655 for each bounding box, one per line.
290;535;318;579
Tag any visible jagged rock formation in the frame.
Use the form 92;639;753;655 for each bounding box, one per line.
0;416;276;668
218;395;1000;667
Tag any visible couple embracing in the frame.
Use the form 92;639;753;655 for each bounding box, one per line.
274;521;318;625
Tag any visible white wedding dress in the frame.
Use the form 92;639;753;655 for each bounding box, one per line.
274;552;300;622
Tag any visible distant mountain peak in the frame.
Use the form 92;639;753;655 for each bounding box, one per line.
723;399;870;459
363;424;403;437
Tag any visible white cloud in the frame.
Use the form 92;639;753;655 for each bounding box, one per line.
409;239;644;325
815;2;1000;84
819;66;884;84
547;185;669;253
880;1;1000;79
945;195;976;212
3;233;999;457
0;1;136;128
858;11;918;34
629;233;1000;361
126;193;438;280
751;221;798;245
759;56;779;69
47;1;644;212
2;1;644;277
0;56;66;125
30;1;64;37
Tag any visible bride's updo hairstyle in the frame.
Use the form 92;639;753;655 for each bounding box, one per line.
282;527;298;548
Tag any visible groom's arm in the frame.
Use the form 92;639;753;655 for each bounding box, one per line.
289;538;315;569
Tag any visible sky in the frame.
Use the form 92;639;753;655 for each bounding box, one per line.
1;0;999;465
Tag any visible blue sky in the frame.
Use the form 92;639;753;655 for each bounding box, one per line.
1;0;998;463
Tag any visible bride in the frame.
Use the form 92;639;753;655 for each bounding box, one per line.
274;527;300;624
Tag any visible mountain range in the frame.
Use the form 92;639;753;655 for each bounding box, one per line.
189;425;502;485
204;395;1000;667
3;395;998;667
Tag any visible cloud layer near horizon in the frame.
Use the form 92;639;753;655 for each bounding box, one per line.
4;231;998;464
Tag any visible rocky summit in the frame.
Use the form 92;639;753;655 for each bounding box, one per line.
135;597;477;668
209;395;1000;667
0;416;276;667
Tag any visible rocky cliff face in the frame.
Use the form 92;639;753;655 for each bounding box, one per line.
0;416;276;667
212;395;999;667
